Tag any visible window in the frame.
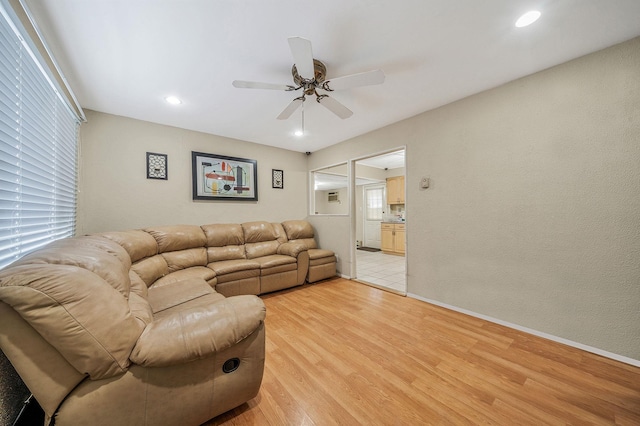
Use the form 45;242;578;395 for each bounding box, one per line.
365;187;383;221
0;2;80;269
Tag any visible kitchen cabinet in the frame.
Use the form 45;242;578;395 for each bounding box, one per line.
386;176;405;204
381;223;405;256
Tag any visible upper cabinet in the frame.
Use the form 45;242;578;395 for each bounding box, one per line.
386;176;405;204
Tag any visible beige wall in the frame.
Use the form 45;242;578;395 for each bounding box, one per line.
78;110;309;234
308;37;640;361
314;188;348;215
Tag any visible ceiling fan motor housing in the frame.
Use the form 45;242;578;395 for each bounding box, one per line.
292;59;326;94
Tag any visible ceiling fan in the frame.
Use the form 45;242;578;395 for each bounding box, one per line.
232;37;385;121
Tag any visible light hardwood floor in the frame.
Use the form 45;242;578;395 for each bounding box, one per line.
206;278;640;425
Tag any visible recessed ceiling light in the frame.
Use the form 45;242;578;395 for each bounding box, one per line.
515;10;541;27
165;96;182;105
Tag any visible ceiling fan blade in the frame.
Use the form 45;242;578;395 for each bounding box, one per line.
288;37;315;80
276;98;303;120
232;80;295;91
324;69;385;91
317;95;353;119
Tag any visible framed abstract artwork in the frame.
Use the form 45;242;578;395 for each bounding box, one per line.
191;151;258;201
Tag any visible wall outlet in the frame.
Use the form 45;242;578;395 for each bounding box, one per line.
420;177;430;188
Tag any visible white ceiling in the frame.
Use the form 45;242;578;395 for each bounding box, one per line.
24;1;640;153
358;150;405;170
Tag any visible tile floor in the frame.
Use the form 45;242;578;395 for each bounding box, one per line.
355;249;406;294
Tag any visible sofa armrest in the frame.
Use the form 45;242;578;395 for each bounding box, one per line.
129;295;265;367
277;241;308;258
278;242;309;285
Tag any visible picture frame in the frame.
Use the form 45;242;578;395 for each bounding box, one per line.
272;169;284;189
192;151;258;201
146;152;168;180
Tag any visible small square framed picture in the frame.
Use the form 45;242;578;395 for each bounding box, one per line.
272;169;284;189
147;152;168;180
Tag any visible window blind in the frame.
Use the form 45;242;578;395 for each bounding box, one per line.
0;3;79;269
365;187;383;221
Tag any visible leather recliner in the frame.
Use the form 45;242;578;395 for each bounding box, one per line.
0;235;265;425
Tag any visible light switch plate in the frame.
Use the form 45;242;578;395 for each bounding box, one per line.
420;177;430;188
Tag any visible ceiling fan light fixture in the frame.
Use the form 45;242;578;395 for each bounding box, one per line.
164;95;182;105
515;10;541;27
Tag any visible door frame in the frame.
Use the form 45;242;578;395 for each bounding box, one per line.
350;146;407;293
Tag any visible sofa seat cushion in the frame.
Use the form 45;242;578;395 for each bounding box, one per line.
153;292;226;321
213;269;260;285
147;277;217;314
308;249;336;262
254;254;296;269
253;255;297;276
152;266;216;288
207;259;260;276
208;259;260;285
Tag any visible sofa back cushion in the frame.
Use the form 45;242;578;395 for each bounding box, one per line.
272;223;288;244
245;240;280;259
99;230;158;263
207;245;245;262
162;247;208;273
242;221;279;259
242;221;276;243
0;263;142;380
144;225;207;253
201;223;244;246
282;220;313;239
282;220;318;250
10;236;132;298
202;224;246;262
131;255;169;287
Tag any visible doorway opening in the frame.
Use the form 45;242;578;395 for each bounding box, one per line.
354;149;406;295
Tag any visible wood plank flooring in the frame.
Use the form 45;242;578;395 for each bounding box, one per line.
205;278;640;425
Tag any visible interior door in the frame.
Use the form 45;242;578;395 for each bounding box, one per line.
363;184;385;248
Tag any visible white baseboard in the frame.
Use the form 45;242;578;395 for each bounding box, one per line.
407;293;640;368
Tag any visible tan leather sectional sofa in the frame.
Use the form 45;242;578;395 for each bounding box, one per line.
0;220;336;425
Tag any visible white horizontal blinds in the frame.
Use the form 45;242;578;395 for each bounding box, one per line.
365;187;383;221
0;6;78;269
